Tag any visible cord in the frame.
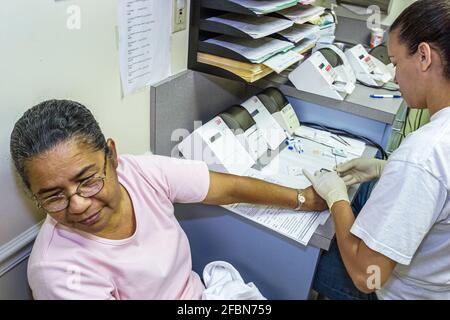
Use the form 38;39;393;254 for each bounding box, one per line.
418;109;424;130
406;108;413;136
402;107;411;138
301;121;389;160
414;110;419;131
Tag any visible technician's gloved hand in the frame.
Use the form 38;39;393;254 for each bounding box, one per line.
303;170;350;210
335;158;386;186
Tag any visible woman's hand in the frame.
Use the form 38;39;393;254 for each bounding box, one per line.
302;186;328;212
303;170;350;210
336;158;386;186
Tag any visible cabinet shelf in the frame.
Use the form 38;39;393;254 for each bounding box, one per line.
189;0;316;84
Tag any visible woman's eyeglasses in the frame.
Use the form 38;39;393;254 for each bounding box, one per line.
33;154;108;213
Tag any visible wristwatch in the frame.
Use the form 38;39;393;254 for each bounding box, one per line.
294;189;306;211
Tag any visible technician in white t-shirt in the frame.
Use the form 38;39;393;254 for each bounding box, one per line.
304;0;450;299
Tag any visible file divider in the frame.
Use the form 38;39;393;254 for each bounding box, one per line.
199;19;256;39
198;40;253;63
201;0;262;17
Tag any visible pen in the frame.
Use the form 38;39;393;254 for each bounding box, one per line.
370;94;402;99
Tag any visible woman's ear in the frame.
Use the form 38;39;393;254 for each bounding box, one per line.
417;42;432;72
106;138;118;169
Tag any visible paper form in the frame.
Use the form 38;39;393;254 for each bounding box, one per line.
263;50;304;73
256;139;352;182
204;36;294;63
228;0;298;14
118;0;171;96
277;4;326;25
293;38;318;54
224;203;329;246
294;126;366;157
207;14;293;39
224;167;329;246
277;24;320;43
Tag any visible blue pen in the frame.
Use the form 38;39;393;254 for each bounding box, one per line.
370;94;402;99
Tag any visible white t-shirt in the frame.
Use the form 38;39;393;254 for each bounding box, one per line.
351;107;450;300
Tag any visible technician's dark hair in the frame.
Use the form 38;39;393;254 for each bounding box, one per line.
390;0;450;79
10;100;110;190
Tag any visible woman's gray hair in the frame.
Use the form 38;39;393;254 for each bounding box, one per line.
10;99;109;190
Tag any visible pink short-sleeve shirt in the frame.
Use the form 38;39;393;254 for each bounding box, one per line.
28;155;210;299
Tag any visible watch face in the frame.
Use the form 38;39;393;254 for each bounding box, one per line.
299;195;306;203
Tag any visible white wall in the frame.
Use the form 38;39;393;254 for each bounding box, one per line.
382;0;417;25
0;0;190;299
0;0;190;244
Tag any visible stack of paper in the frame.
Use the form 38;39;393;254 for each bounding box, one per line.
277;4;326;24
228;0;298;15
292;38;318;55
204;35;294;64
277;24;320;43
197;52;274;83
262;50;304;73
308;12;336;44
198;49;303;81
206;13;294;39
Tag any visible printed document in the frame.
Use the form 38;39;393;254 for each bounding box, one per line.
228;0;298;14
205;36;294;63
263;50;304;73
118;0;171;95
207;14;293;39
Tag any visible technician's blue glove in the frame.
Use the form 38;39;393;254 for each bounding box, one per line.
303;169;350;210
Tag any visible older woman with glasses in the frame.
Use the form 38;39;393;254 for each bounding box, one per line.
10;99;327;300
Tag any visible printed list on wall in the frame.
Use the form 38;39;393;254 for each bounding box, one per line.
118;0;171;96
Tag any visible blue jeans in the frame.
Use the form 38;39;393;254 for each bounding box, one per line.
312;181;379;300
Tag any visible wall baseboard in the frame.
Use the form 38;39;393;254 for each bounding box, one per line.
0;222;43;277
